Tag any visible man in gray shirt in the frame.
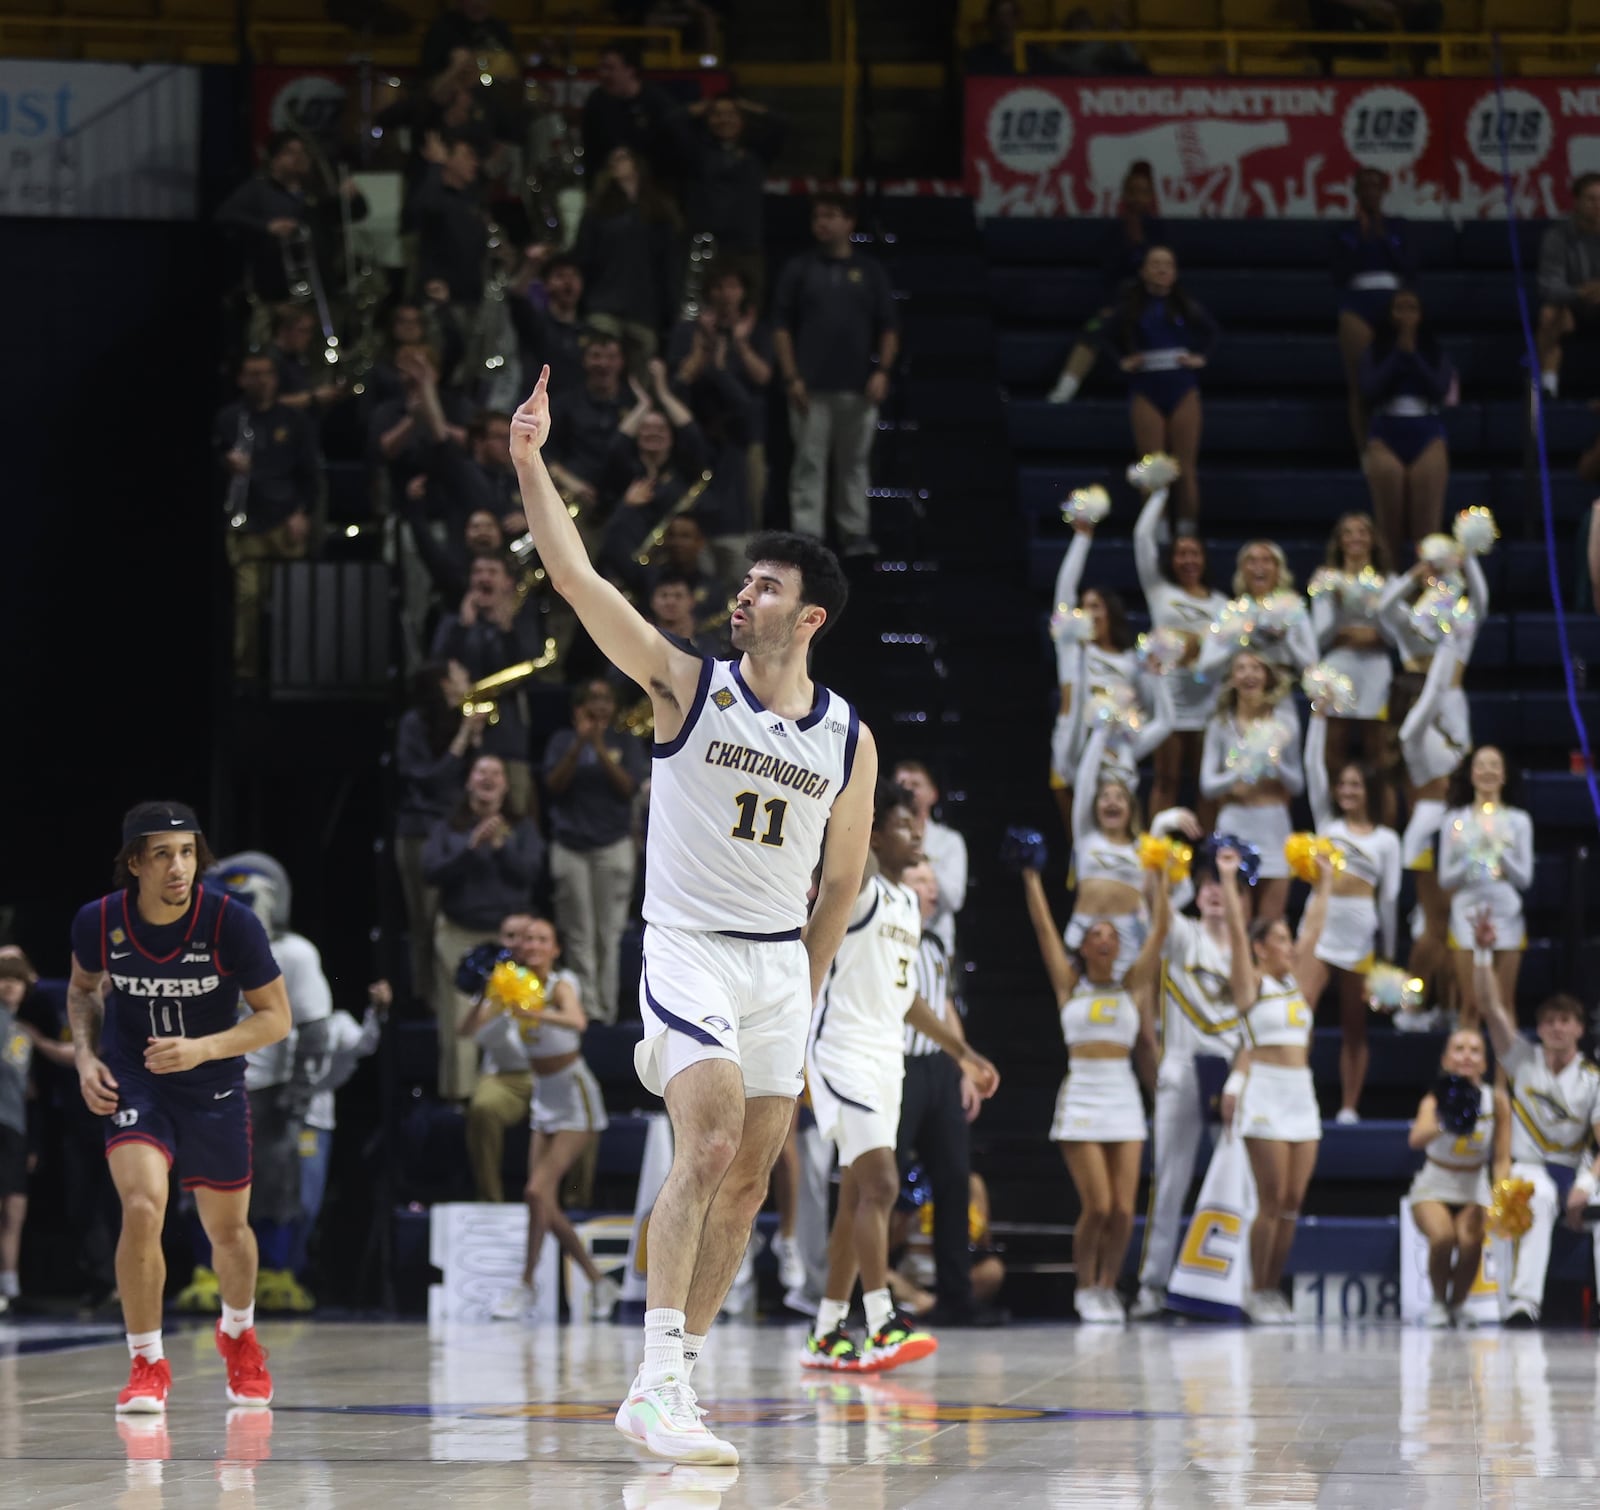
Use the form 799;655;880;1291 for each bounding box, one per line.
773;193;899;558
1537;172;1600;399
542;679;648;1024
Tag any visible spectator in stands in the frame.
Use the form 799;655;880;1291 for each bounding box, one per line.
655;513;731;621
430;552;550;812
599;366;711;593
669;263;775;571
420;0;516;83
215;130;367;308
366;302;447;409
510;253;585;395
1057;4;1146;77
1404;1027;1504;1328
668;94;786;301
486;915;620;1322
1440;747;1533;1031
266;304;344;415
1201;652;1305;924
370;342;473;504
646;567;724;652
423;753;546;1101
773;192;900;558
963;0;1024;75
1536;173;1600;400
1333;168;1416;453
1310;513;1396;793
395;660;486;1007
1020;841;1165;1323
1196;542;1319;688
547;332;634;510
1303;707;1401;1123
1472;924;1600;1329
408;501;510;606
1048;162;1165;404
406;349;520;534
1111;247;1215;529
573;147;680;374
892;761;967;955
1361;289;1454;567
1133;473;1226;817
215;351;322;679
410;131;489;311
461;911;536;1201
542;679;648;1026
1221;846;1330;1327
581;42;679;183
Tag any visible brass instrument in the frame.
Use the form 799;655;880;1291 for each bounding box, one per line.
680;231;718;320
507;529;548;606
460;639;560;724
467;217;520;409
224;409;254;531
634;470;714;567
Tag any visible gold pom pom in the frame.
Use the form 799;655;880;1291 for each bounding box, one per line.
1283;833;1346;884
485;959;546;1016
1487;1177;1535;1240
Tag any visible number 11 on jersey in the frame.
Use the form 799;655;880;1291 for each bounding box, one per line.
731;791;788;848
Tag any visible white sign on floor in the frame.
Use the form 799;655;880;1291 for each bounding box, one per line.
428;1202;558;1323
1397;1200;1503;1325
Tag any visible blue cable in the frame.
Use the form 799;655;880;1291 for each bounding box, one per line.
1490;44;1600;828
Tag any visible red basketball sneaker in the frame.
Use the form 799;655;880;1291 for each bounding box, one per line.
215;1323;274;1406
116;1355;172;1414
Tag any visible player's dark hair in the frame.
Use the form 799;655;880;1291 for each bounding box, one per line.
1082;585;1133;651
1536;992;1586;1025
113;831;218;892
873;780;917;830
745;531;848;638
1445;745;1519;810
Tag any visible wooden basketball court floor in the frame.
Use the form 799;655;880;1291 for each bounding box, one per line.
5;1316;1599;1507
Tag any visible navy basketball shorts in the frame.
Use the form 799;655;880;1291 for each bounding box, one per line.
103;1055;252;1193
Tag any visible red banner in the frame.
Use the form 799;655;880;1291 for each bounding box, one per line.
253;66;730;156
966;75;1600;219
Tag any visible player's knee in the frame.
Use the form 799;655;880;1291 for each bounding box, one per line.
681;1124;741;1183
206;1214;252;1252
121;1190;166;1236
855;1166;900;1212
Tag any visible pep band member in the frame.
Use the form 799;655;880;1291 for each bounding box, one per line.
1219;845;1331;1326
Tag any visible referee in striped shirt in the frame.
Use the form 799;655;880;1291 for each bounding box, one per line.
896;862;990;1324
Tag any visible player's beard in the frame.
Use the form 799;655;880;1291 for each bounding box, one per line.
731;603;803;658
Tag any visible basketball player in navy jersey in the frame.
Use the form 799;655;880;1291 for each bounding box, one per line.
512;368;878;1466
68;802;290;1414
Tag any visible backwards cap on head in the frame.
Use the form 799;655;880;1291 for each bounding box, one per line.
121;800;204;848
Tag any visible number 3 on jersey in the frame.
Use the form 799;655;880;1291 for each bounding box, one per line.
731;791;788;848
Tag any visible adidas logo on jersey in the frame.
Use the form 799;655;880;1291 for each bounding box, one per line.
769;722;787;736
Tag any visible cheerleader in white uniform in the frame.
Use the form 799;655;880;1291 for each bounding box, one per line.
1200;651;1304;924
476;917;617;1322
1022;852;1169;1323
1218;846;1331;1325
1380;549;1487;1008
1439;746;1534;1030
1405;1028;1508;1327
1304;708;1401;1122
1308;512;1396;805
1195;540;1320;690
1050;520;1169;833
1133;480;1229;816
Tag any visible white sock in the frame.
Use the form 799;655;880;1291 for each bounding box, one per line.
681;1329;707;1379
220;1301;255;1340
0;1270;18;1298
864;1287;894;1337
813;1296;849;1338
127;1329;164;1363
1052;372;1081;401
1542;370;1559;397
640;1307;686;1389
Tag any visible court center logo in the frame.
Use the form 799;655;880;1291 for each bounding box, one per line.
986;87;1073;175
1342;86;1429;171
1466;88;1553;174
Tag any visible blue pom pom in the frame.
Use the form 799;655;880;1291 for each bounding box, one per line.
1198;833;1261;887
897;1164;932;1213
1000;826;1049;874
455;943;510;995
1435;1074;1481;1136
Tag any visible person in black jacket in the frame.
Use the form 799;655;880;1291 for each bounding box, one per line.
580;42;678;182
408;132;489;310
573;147;680;374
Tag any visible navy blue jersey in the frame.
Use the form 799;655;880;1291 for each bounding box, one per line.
70;886;281;1077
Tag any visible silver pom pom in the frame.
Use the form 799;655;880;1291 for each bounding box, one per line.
1050;605;1095;645
1417;533;1463;573
1137;627;1190;675
1453;506;1500;558
1126;452;1180;492
1302;662;1358;716
1060;485;1112;527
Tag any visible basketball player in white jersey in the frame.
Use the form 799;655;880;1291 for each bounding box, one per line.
1472;911;1600;1327
1132;849;1248;1319
511;369;878;1465
804;782;999;1372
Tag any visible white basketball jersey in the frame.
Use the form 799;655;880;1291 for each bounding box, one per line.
645;658;858;936
1161;912;1244;1060
811;874;922;1071
1501;1038;1600;1169
1423;1083;1494;1170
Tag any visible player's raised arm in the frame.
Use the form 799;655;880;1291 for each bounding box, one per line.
509;368;699;703
803;723;879;1002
